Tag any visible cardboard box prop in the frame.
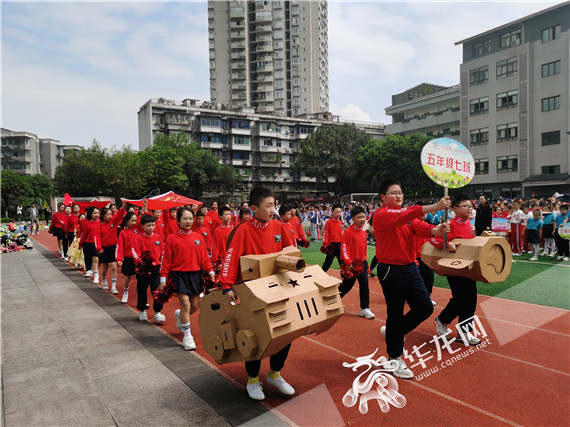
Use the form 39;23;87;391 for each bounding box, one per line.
199;247;344;364
421;231;512;283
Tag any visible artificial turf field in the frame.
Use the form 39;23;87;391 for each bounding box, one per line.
299;241;570;310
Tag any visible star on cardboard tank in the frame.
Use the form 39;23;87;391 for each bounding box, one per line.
199;246;344;364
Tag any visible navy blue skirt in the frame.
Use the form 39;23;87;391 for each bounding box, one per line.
170;271;203;296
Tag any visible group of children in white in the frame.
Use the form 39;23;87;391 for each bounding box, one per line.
46;183;569;401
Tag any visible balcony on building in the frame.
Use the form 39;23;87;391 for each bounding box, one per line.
231;41;246;50
229;6;245;19
230;61;246;70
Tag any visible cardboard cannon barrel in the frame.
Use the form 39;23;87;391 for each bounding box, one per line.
199;246;344;364
421;231;512;283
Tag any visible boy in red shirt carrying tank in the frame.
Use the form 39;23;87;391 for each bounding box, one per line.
220;187;294;401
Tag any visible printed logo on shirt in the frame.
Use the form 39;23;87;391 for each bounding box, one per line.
110;224;114;228
274;234;282;243
134;230;138;234
194;240;201;246
155;241;161;246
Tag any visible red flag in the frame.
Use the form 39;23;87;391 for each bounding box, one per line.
124;191;203;210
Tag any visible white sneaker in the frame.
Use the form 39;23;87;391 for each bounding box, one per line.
550;251;557;258
540;251;548;256
431;299;437;306
564;257;569;262
458;331;481;346
434;317;449;337
139;310;148;321
359;308;375;319
75;263;80;268
380;326;386;339
85;270;93;278
154;312;166;323
388;357;414;380
246;381;265;400
175;309;182;333
110;288;119;295
557;256;563;260
266;373;295;395
512;253;521;256
101;280;108;290
182;335;196;351
121;291;128;304
61;254;65;260
92;274;99;284
31;232;35;235
529;256;538;261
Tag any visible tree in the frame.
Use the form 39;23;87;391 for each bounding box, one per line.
27;174;55;205
0;170;32;217
292;124;372;193
355;134;438;196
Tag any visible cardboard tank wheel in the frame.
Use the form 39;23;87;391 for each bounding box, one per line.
421;231;512;283
236;329;258;357
209;335;226;361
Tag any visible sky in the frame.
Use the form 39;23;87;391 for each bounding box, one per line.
2;0;564;150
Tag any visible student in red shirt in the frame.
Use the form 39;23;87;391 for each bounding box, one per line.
208;202;222;236
162;207;179;239
322;203;343;272
99;206;125;294
339;206;375;319
290;207;309;247
211;206;234;264
116;212;139;304
159;207;215;351
78;206;103;284
64;204;81;261
430;195;481;346
238;207;252;224
192;211;213;255
220;187;294;402
49;203;67;258
279;205;298;246
373;179;450;380
132;214;165;323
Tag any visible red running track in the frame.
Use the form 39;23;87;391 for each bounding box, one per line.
32;233;569;426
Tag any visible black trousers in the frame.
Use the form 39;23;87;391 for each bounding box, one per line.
418;258;434;295
321;242;341;272
338;260;370;309
438;275;477;332
555;231;569;256
83;242;98;271
378;263;433;359
245;344;291;378
136;266;163;312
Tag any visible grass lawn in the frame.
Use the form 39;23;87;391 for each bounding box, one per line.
299;241;570;310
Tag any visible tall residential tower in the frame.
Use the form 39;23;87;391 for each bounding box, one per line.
208;0;329;117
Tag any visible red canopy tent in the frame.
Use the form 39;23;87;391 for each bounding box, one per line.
123;191;202;211
63;194;110;214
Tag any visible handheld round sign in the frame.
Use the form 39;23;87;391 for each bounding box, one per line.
558;223;570;240
421;138;475;189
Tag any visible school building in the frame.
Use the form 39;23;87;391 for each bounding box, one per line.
1;128;83;179
137;98;385;200
385;3;569;199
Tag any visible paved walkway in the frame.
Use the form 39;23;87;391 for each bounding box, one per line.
1;247;290;426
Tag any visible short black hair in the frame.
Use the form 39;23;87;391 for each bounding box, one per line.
239;207;251;218
177;206;194;222
351;206;366;218
195;210;205;217
452;194;471;207
140;214;155;225
121;212;137;228
100;207;111;219
85;206;100;221
379;179;401;195
332;203;343;211
218;206;231;216
279;205;292;216
560;204;569;211
249;187;274;207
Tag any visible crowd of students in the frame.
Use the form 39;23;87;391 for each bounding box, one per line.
44;186;569;401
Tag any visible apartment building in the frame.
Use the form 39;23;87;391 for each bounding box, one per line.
208;0;329;117
1;128;82;178
138;98;385;198
456;2;569;198
385;83;461;138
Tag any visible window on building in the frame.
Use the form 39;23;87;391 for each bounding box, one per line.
293;88;300;96
232;120;250;129
497;123;518;142
274;41;283;49
474;159;489;175
275;81;283;89
500;29;522;48
542;60;561;78
275;60;283;69
275;90;283;98
234;137;249;145
496;90;518;110
542;165;560;175
233;151;250;160
274;21;282;29
496;57;518;79
470;97;489;116
274;31;282;39
469;65;488;86
497;155;518;173
470;128;489;146
201;117;220;127
542;95;560;112
292;27;299;35
274;50;283;59
542;25;561;43
293;78;300;86
472;40;491;57
541;130;560;146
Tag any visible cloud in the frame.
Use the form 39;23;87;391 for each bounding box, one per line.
334;104;373;123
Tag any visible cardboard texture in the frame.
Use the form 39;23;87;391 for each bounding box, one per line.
421;231;512;283
199;247;344;365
